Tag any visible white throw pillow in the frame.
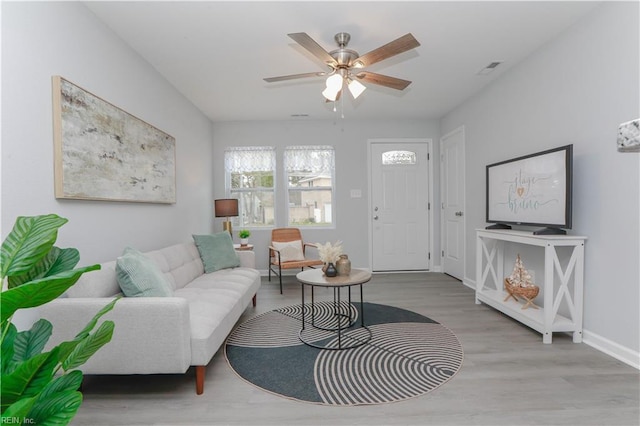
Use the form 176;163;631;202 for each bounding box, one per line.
272;240;305;262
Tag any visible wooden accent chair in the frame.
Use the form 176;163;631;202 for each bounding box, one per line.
269;228;323;294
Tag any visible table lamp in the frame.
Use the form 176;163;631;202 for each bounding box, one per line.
214;199;238;236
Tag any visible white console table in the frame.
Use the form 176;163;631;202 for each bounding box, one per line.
475;229;586;344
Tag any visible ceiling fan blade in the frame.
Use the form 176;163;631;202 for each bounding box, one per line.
288;32;337;66
264;71;326;83
355;71;412;91
353;33;420;68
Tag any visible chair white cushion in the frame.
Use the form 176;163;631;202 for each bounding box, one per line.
272;240;305;262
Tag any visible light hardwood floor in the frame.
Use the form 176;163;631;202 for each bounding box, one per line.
73;273;639;425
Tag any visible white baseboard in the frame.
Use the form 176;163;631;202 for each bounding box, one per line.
583;330;640;370
464;277;638;369
462;276;475;290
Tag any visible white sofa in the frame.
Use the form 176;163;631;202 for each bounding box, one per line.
39;241;261;395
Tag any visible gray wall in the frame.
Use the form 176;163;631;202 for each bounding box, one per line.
441;2;639;360
1;2;215;266
212;119;440;271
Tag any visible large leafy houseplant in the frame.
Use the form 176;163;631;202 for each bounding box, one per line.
1;214;118;425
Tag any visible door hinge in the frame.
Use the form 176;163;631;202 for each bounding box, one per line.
428;202;431;210
427;153;430;161
442;250;445;257
428;252;431;260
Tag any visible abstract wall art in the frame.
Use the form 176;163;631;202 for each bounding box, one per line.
52;76;176;203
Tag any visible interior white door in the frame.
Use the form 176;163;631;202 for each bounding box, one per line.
440;126;466;280
371;142;430;271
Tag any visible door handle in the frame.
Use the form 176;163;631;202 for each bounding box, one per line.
455;211;464;217
373;215;379;220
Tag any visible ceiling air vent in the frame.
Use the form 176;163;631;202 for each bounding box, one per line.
477;61;503;75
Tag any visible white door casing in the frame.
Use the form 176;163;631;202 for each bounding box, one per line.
440;126;466;280
369;140;432;272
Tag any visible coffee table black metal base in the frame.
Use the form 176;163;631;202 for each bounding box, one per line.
296;269;373;350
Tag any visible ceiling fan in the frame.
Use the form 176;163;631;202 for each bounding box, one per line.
264;32;420;101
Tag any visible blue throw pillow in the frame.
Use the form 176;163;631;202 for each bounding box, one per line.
193;232;240;273
116;247;173;297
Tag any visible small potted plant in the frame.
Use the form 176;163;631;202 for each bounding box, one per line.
239;229;251;246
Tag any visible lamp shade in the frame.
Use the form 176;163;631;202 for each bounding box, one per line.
214;199;238;217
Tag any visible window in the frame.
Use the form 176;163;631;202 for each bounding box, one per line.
225;146;275;227
382;150;417;165
284;145;335;227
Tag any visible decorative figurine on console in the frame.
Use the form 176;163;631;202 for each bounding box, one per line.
504;254;540;309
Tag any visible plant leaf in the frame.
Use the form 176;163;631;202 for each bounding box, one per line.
0;265;100;325
0;214;68;279
73;297;119;340
54;341;81;370
63;321;115;371
39;371;83;399
56;298;118;364
13;319;53;364
7;247;81;289
28;390;82;425
0;349;58;412
47;247;80;276
1;395;36;423
8;247;59;289
1;323;18;375
26;371;83;424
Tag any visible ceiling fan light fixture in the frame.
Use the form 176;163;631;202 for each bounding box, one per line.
265;32;420;107
322;86;339;101
348;78;366;99
325;73;343;91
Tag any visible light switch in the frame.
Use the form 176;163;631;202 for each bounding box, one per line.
350;189;362;198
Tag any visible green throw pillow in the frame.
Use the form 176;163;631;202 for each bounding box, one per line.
116;247;173;297
193;232;240;273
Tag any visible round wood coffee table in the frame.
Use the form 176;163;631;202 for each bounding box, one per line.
296;268;372;350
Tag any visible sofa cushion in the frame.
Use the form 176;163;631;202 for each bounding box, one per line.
116;247;173;297
272;240;305;262
193;233;240;273
145;242;204;291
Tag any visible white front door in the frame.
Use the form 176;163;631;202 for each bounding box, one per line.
370;141;431;272
440;126;466;280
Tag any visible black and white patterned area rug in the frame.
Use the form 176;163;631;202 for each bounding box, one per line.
225;302;464;406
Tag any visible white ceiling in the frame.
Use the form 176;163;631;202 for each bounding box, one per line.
85;1;600;123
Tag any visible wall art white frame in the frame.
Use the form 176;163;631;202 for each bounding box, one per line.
52;76;176;204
